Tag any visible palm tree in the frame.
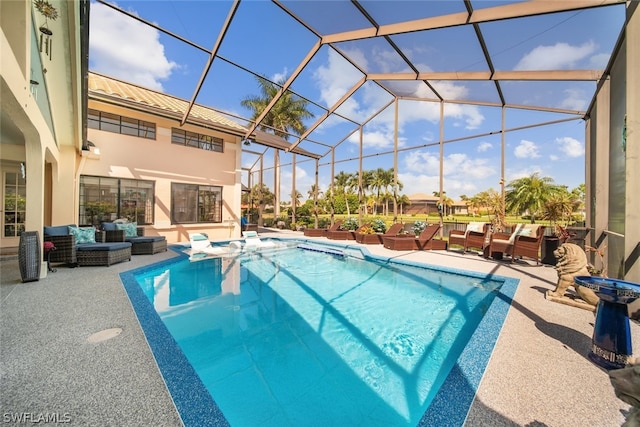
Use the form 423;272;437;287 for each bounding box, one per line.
249;183;274;227
543;187;581;226
307;184;323;227
397;194;411;218
359;170;374;219
505;172;555;223
241;76;314;138
241;75;315;222
334;171;354;218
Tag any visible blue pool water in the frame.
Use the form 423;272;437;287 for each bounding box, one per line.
121;241;518;427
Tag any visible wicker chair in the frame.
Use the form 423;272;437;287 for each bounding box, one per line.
487;224;546;265
448;222;490;253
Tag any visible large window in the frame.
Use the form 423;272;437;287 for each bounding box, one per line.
171;128;223;153
171;183;222;224
88;108;156;139
79;176;155;226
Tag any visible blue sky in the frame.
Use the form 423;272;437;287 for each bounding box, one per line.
88;1;626;202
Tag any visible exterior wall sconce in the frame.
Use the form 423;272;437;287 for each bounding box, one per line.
29;79;39;99
34;0;58;60
243;139;252;146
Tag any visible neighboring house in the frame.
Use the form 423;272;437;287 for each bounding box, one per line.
405;193;440;216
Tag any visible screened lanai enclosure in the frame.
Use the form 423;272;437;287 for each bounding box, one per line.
93;0;627;226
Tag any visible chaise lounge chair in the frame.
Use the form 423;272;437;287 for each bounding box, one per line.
486;223;546;264
304;220;342;237
355;223;404;244
242;230;275;248
448;222;490;253
327;222;365;240
382;224;447;251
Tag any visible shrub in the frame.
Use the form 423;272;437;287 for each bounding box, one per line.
371;218;387;233
342;217;359;231
412;220;426;235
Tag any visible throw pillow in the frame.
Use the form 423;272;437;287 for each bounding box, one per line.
116;222;138;237
69;226;96;244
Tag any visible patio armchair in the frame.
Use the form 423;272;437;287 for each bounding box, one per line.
487;224;546;265
304;220;342;238
382;224;447;251
448;222;490;253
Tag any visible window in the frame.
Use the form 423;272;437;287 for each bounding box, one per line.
88;108;156;139
79;176;154;226
171;183;222;224
171;128;223;153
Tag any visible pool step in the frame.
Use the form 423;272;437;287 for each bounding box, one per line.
297;243;344;257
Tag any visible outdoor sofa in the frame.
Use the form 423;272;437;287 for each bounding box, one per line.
43;224;132;267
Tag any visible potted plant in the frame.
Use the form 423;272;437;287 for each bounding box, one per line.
371;218;387;233
341;217;359;231
412;220;426;235
356;224;382;244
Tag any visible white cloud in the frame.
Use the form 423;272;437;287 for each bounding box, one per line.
590;53;610;69
559;88;588;111
477;142;492;152
514;140;541;159
549;154;559;161
312;50;485;141
514;41;596;71
89;2;177;91
556;136;584;157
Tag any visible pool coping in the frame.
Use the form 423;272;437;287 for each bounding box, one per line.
120;239;519;427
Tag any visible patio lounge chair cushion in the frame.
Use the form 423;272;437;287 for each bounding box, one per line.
465;222;485;235
508;224;539;243
44;224;76;236
77;242;131;251
101;222;118;231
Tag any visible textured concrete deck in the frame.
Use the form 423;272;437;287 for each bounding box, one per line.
1;229;637;426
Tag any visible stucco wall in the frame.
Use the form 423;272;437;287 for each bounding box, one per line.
83;100;243;243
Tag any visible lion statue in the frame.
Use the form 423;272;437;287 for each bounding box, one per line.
610;364;640;427
546;242;599;306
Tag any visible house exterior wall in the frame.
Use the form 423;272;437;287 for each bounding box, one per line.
83;99;243;243
1;0;83;258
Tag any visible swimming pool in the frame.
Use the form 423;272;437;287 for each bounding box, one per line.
120;240;519;427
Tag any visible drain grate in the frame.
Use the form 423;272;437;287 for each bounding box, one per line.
87;327;122;343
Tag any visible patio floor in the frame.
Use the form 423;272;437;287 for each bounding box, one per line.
1;229;637;426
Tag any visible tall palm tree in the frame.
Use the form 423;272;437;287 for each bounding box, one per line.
359;170;374;218
505;172;555;223
334;171;354;217
249;183;274;227
307;184;323;227
397;194;411;218
241;76;314;138
241;76;315;221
